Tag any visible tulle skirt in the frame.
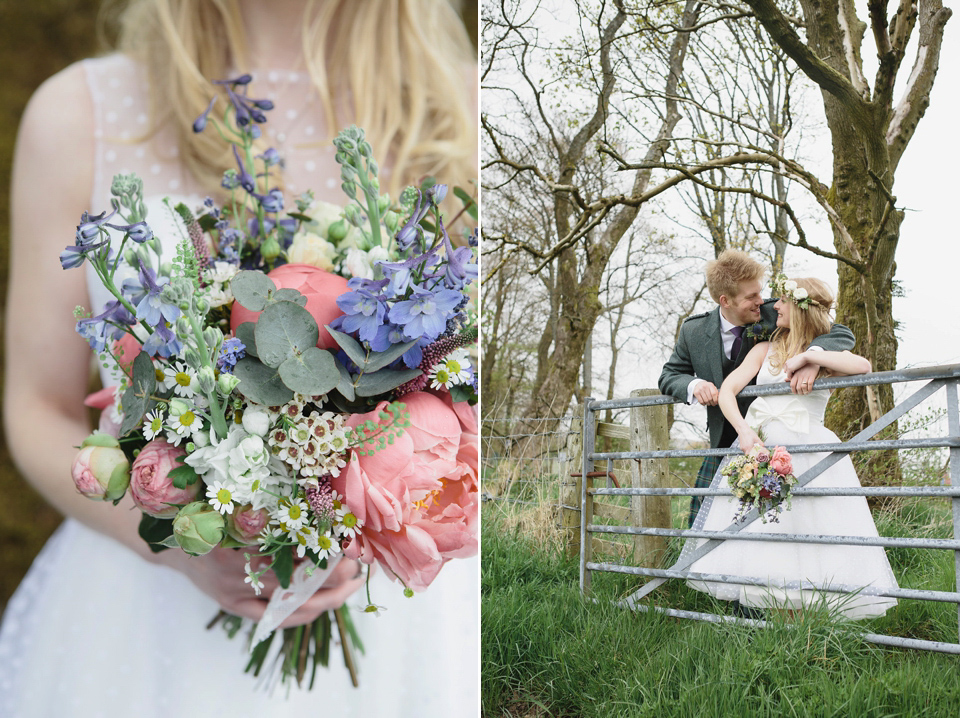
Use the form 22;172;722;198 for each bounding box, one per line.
0;519;478;717
683;418;899;619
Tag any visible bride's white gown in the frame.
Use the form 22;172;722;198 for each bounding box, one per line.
0;55;478;717
683;350;899;619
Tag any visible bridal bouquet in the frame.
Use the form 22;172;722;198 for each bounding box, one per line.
61;75;478;689
723;444;797;523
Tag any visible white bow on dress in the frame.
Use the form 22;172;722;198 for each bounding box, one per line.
745;396;810;434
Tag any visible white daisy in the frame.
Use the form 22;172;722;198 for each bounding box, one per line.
275;498;310;531
206;480;236;515
337;511;363;539
163;361;199;398
170;409;203;438
143;409;165;440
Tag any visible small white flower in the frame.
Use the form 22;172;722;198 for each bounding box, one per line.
170;409;203;438
143;410;165;440
207;480;236;515
337;510;362;539
242;408;272;437
312;531;340;562
275;499;310;531
783;279;798;292
243;560;264;595
164;362;199;398
793;287;809;300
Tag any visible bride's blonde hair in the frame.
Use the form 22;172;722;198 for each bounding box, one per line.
105;0;477;199
768;277;835;377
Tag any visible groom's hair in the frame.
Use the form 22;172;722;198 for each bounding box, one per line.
705;249;766;303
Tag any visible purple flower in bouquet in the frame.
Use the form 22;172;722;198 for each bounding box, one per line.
394;191;431;251
217;337;246;374
141;322;182;359
232;146;257;194
257;187;284;213
336;279;388;343
441;234;477;291
76;300;135;353
388;284;462;341
60;240;108;270
134;261;181;329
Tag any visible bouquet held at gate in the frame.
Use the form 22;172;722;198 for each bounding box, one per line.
723;444;797;523
60;75;479;688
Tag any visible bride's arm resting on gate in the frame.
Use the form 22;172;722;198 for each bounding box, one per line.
718;343;769;453
784;349;871;378
4;65;363;627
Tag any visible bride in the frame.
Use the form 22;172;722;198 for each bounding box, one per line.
0;1;478;716
683;276;899;619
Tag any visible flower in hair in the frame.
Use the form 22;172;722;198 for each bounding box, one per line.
770;273;820;310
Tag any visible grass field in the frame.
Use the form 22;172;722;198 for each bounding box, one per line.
482;454;960;717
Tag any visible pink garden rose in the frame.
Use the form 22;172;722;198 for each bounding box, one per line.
230;263;348;350
331;391;479;591
225;503;270;544
769;445;793;476
130;439;199;518
71;433;130;502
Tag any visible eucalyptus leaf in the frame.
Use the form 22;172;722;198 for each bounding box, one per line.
233;357;294;406
355;368;421;397
119;352;157;435
362;339;418;373
335;360;356;401
271;288;307;307
278;347;339;396
230;271;277;312
255;301;320;368
235;322;258;359
324;325;367;367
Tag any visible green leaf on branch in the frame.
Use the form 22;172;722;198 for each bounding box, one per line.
233;357;294;406
254;301;320;368
273;546;294;589
235;322;259;359
119;352;158;436
168;464;199;490
324;325;368;367
138;514;174;553
355;368;421;397
278;347;340;396
271;288;307;307
335;360;356;401
453;186;478;220
362;339;418;373
230;271;277;311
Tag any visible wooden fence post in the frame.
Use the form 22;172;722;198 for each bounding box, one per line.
630;389;671;566
562;417;583;559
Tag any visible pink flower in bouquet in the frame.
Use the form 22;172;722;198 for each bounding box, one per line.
130;439;199;518
226;503;270;544
230;263;348;350
71;433;130;502
769;445;793;476
331;391;479;591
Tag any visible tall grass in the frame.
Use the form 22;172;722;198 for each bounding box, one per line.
482;506;960;717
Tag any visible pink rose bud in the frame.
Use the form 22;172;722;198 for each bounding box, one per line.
225;504;270;544
130;439;200;518
71;432;130;502
230;263;348;349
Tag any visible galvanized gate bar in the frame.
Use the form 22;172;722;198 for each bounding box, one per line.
588;561;960;603
591;436;960;462
590;486;960;497
947;380;960;640
589;524;960;550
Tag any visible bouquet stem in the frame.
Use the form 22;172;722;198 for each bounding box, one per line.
334;607;359;687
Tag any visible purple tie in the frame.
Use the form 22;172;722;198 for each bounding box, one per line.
730;325;745;360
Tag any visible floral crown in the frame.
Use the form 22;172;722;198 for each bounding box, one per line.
769;273;823;310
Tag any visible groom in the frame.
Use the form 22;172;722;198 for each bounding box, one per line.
658;250;855;526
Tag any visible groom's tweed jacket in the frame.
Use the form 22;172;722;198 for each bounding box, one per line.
658;299;855;450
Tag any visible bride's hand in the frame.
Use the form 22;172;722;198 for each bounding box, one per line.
784;351;810;377
737;427;763;454
157;547;367;626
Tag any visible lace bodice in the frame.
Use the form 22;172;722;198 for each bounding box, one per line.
746;352;830;431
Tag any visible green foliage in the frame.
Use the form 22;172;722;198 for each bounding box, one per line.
483;502;960;717
119;352;157;436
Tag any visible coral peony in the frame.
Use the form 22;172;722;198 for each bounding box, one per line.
229;263;348;350
331;392;478;591
130;439;199;518
770;446;793;476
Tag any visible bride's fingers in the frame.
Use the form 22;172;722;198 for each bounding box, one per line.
278;573;368;628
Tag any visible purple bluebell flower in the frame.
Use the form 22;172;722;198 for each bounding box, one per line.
258;148;282;168
336;285;388;343
258;188;284;213
193;96;217;133
142;323;183;359
75;208;119;246
441;230;477;290
134;261;181;328
217;337;246;374
103;220;153;244
426;184;448;205
213;76;274;130
75;300;135;352
221;170;241;191
60;239;108;270
232;146;256;193
388;285;462;341
394;191;431;252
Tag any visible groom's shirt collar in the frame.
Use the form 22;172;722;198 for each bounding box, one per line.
718;310;740;360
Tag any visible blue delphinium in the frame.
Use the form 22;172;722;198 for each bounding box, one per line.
217;337;246;374
134;261;181;329
75;300;135;352
387;285;462;342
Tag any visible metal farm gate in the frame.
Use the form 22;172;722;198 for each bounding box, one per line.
579;364;960;654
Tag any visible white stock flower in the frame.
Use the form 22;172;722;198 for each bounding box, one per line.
241;408;272;437
287;231;337;271
344;248;374;279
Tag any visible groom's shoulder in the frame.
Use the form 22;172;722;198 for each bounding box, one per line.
682;309;713;325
